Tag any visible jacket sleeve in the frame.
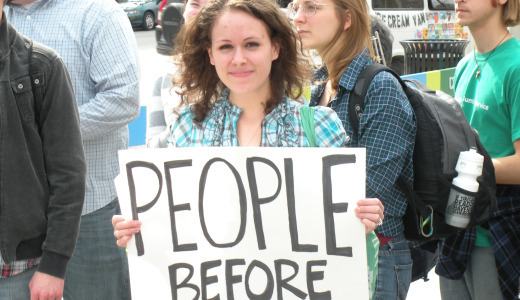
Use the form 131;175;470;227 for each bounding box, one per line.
36;54;87;279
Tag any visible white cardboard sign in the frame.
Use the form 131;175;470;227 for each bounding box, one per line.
116;147;368;299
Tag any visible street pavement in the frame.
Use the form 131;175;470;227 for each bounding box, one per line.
134;29;171;105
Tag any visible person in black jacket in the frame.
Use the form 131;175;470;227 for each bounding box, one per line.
0;1;86;299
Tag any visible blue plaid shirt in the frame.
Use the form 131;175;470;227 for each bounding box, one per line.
309;50;416;237
6;0;140;215
169;89;349;148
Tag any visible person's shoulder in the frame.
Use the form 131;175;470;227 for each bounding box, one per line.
313;104;338;119
169;107;196;146
175;107;195;125
29;41;67;75
502;38;520;67
74;0;124;18
370;67;403;93
31;41;60;62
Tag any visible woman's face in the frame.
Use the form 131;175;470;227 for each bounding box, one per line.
183;0;210;23
292;0;347;52
208;9;279;101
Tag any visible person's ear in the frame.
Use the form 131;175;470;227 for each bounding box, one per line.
497;0;508;5
271;40;280;61
208;47;215;65
343;9;352;30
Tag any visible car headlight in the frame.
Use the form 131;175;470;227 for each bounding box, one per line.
126;10;140;14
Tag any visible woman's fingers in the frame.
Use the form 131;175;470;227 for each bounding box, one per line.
356;198;384;219
111;215;142;248
356;198;385;234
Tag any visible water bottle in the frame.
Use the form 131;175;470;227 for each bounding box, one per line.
445;147;484;228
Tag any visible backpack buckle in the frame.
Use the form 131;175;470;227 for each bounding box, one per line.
420;206;434;237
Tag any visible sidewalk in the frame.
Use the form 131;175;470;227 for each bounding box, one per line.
407;269;441;300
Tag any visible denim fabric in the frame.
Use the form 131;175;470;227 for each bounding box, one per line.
439;246;502;300
374;232;413;300
63;200;130;300
0;266;36;300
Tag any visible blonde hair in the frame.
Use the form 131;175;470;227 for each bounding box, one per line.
319;0;375;90
502;0;520;26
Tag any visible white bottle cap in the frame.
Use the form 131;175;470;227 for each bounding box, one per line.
456;147;484;176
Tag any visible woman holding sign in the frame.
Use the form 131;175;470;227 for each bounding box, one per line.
113;0;383;297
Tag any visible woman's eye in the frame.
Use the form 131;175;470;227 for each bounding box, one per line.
245;42;260;48
305;4;317;10
218;44;233;50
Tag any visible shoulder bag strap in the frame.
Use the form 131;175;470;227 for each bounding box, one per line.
300;106;316;147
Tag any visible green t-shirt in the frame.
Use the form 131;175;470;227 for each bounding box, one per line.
453;37;520;159
453;37;520;246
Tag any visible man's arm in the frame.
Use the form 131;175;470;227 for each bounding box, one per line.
493;139;520;184
37;52;86;279
29;272;64;300
78;8;140;140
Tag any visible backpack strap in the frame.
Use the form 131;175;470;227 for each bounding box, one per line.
348;63;398;137
300;106;316;147
348;64;436;237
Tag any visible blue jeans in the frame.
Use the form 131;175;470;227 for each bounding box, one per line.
63;199;131;300
374;232;413;300
0;266;36;300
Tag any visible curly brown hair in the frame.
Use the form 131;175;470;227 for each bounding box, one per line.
173;0;311;125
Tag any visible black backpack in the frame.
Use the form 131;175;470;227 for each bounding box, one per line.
347;63;497;242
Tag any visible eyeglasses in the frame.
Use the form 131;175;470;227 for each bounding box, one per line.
287;0;343;19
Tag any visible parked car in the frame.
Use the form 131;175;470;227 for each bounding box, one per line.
155;0;288;56
155;0;183;55
155;1;184;55
118;0;162;31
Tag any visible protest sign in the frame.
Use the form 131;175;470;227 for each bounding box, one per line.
116;147;368;299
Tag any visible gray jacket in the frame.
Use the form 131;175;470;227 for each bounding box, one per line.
0;14;86;278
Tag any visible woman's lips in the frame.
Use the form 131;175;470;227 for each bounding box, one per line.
230;70;254;78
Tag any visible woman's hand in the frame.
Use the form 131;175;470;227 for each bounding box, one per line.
355;198;384;235
112;215;142;248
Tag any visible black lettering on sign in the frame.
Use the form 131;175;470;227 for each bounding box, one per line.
246;157;282;250
307;260;331;300
169;263;200;300
164;160;197;252
275;259;307;299
199;158;247;248
126;161;163;256
403;15;410;27
322;155;355;257
285;158;318;253
201;260;222;300
418;12;426;26
225;259;246;300
245;260;275;300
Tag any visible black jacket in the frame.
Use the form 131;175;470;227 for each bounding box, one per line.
0;13;86;278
